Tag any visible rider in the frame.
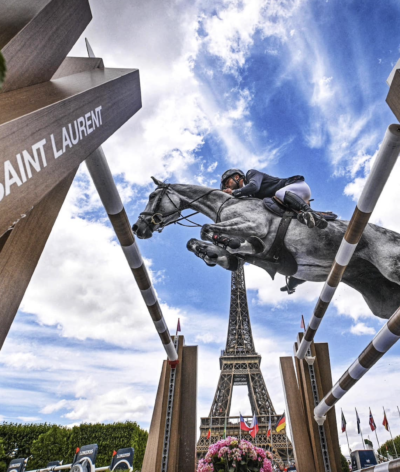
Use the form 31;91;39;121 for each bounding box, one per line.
220;169;327;229
220;168;327;295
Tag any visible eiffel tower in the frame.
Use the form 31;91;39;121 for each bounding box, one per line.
196;264;293;465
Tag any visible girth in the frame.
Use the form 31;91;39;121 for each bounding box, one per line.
264;211;298;277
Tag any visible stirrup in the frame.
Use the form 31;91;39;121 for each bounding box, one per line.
313;213;328;229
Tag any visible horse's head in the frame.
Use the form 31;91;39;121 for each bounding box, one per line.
132;177;183;239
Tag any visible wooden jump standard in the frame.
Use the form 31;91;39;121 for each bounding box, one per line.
314;303;400;423
86;147;178;363
297;124;400;360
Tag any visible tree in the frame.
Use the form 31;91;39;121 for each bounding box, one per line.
340;452;350;472
0;52;6;89
29;426;71;470
378;435;400;459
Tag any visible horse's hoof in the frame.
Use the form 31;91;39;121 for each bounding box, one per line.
226;255;239;271
200;224;212;240
248;236;265;254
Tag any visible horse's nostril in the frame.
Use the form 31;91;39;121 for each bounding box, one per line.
132;224;138;233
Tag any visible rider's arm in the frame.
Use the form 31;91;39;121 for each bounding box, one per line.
232;169;262;197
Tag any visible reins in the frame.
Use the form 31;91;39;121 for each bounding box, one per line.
139;184;232;232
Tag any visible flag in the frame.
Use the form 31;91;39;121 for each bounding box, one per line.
276;413;286;433
341;410;347;433
240;413;251;432
206;428;211;440
267;414;272;438
355;408;361;434
383;411;389;431
369;409;376;432
300;315;306;331
250;414;259;439
177;318;181;333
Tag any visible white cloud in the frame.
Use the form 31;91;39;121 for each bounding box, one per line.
350;322;376;336
202;0;304;72
18;416;41;422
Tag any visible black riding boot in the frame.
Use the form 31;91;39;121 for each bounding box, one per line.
280;276;306;295
283;191;328;229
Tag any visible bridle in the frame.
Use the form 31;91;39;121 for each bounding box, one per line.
138;184;230;232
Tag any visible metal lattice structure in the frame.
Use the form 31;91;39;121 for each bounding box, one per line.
197;264;293;464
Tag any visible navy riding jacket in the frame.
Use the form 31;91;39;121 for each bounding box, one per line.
232;169;303;199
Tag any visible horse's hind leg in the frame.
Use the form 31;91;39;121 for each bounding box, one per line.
201;222;265;255
186;238;239;271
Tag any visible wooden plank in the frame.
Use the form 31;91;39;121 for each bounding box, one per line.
386;70;400;122
52;57;104;80
178;346;197;472
0;169;76;349
0;0;92;92
315;343;342;472
142;360;168;472
280;357;316;472
0;67;141;236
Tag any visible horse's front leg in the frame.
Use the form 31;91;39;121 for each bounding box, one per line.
201;220;265;255
186;238;239;271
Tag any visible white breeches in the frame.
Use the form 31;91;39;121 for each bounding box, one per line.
275;181;311;202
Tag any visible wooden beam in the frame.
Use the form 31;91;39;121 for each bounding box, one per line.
314;343;342;472
0;169;76;349
178;346;197;472
142;360;168;472
52;57;104;80
0;67;141;236
0;0;92;92
280;357;316;472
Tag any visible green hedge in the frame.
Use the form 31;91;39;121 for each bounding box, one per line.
0;422;148;471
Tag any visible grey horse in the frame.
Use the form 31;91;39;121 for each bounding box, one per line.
132;177;400;320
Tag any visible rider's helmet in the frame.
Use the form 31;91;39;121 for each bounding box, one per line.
220;169;245;189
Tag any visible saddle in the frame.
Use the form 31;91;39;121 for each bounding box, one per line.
259;197;338;279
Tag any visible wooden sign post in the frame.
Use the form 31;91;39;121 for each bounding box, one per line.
0;0;142;348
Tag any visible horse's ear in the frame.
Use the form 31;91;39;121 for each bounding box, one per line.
151;176;163;186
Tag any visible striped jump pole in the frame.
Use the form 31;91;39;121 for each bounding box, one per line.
85;147;178;363
314;303;400;423
297;124;400;360
361;458;400;471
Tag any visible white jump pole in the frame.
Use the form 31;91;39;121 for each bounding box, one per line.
297;124;400;360
86;147;178;363
314;304;400;423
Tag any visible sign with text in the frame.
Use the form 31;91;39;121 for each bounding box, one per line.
0;67;141;236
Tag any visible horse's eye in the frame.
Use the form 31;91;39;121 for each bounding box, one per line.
149;193;156;200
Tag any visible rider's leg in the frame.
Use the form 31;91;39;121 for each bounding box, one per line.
280;276;306;294
276;182;327;229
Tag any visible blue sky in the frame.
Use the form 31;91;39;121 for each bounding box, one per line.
1;0;400;459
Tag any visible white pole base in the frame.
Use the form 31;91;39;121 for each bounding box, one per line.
314;415;326;425
305;356;315;366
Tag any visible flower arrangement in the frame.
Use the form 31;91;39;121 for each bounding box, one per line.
197;437;273;472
